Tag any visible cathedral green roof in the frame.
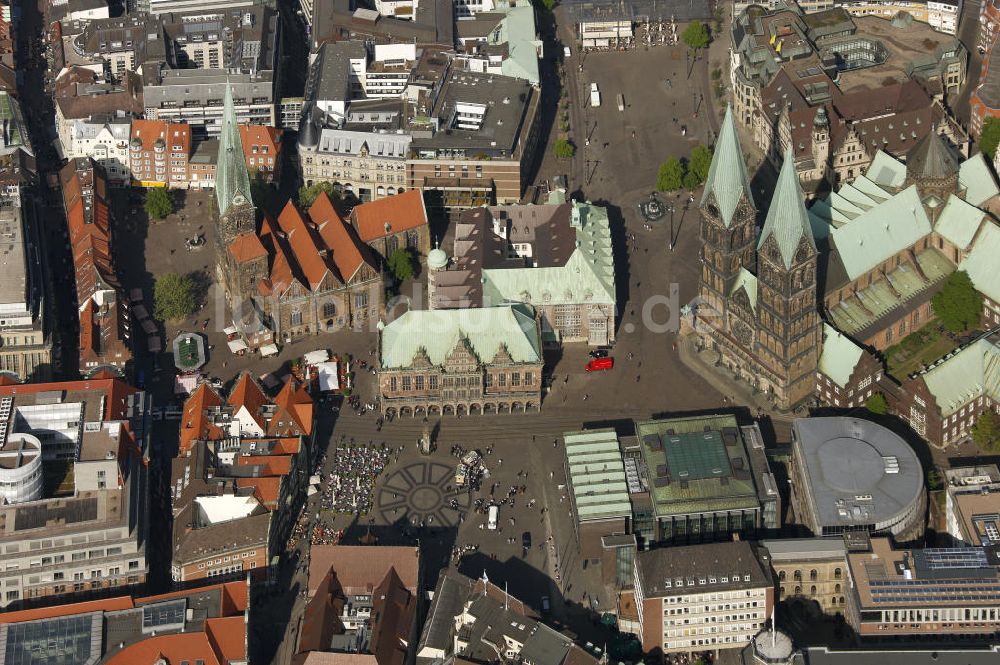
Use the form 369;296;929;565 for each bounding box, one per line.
829;185;931;281
866;150;907;189
730;268;758;312
819;323;864;389
935;194;985;250
919;331;1000;418
216;82;253;217
700;106;754;228
960;221;1000;305
379;304;541;369
758;147;815;269
959;152;1000;207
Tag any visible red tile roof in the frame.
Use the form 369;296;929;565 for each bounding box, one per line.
271;379;314;436
310;192;373;282
0;596;134;624
229;232;267;263
236;454;292;476
277;200;335;290
105;632;223;665
308;545;420;597
237;476;282;507
239;124;283;166
350;189;428;242
228;372;269;429
205;615;248;663
180;383;225;455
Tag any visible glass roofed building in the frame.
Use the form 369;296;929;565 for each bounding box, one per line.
563;429;632;560
632;414;779;546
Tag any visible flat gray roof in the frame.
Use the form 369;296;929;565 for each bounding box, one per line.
792;417;923;529
761;537;847;561
0;206;26;307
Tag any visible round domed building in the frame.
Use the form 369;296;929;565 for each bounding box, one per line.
789;417;925;542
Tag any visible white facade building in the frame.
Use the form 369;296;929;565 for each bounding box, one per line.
66;116;132;184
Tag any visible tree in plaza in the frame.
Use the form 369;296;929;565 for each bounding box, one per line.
554;138;575;159
297;181;341;210
387;247;418;283
689;144;713;184
153;272;197;322
932;270;983;332
656;158;685;192
144;187;174;219
681;21;710;53
979;117;1000;160
972;409;1000;452
865;392;889;415
682;169;701;190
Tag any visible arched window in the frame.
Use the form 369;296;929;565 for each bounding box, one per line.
810;585;817;596
834;583;841;594
779;570;786;581
322;302;336;318
291;309;302;327
834;567;842;580
810;569;818;581
793;570;802;581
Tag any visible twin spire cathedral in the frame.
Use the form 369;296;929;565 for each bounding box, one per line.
696;107;821;410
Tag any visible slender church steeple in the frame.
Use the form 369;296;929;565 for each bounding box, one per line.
700;105;755;228
758;146;816;270
216;82;254;220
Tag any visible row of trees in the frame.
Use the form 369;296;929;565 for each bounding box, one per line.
864;394;1000;453
656;144;712;192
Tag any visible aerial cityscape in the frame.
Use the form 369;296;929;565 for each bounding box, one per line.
5;0;1000;663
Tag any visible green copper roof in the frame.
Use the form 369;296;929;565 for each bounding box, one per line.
700;106;754;228
215;82;253;217
960;221;1000;304
829;184;931;281
494;1;541;85
482;201;615;306
564;429;632;522
919;331;1000;417
959;153;1000;207
758;147;815;269
866;150;907;189
818;323;864;389
730;268;758;311
635;415;761;518
935;194;985;250
379;304;540;368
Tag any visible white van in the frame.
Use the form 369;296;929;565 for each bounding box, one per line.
563;46;571;58
487;505;499;530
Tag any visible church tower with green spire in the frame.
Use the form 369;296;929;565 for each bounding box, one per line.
698;106;757;321
695;112;822;412
216;82;255;245
755;146;821;409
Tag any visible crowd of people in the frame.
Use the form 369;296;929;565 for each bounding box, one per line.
325;441;394;515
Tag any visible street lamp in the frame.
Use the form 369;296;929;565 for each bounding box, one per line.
667;204;675;251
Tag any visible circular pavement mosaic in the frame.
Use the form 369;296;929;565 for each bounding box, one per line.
377;462;469;527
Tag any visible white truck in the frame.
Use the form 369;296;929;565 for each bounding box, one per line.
590;83;601;107
617;93;625;111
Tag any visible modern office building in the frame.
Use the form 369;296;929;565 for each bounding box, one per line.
0;378;151;608
845;538;1000;639
630;541;773;654
944;465;1000;546
789;417;925;541
632;414;779;545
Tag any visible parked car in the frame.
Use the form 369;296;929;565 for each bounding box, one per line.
522;531;531;548
586;357;614;372
488;505;498;530
588;348;609;359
